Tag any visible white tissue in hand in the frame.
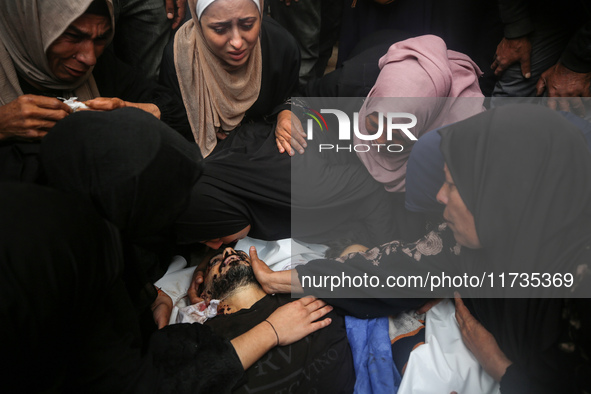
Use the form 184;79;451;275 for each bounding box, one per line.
60;97;89;111
176;300;220;324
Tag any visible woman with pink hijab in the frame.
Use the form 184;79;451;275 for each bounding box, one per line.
356;34;484;192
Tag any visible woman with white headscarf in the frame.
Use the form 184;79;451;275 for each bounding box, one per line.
160;0;303;157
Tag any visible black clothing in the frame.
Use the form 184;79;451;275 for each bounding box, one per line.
336;0;502;96
305;30;413;98
498;0;591;73
205;294;355;394
41;108;203;311
176;121;291;242
93;48;192;138
0;182;243;394
175;118;399;247
440;105;591;393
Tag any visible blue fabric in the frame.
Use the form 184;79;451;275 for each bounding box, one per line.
405;111;591;214
404;126;446;215
345;316;400;394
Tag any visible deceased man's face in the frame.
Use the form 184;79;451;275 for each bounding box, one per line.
200;247;257;301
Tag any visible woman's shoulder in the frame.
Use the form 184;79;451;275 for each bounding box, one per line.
261;15;299;55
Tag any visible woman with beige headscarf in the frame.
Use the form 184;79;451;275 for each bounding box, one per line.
0;0;191;182
159;0;303;157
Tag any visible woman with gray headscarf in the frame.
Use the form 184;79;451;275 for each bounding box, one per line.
0;0;190;182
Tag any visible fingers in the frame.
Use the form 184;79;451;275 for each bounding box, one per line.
535;76;547;96
84;97;125;111
520;54;531;79
291;117;308;153
249;246;272;275
570;97;586;117
454;291;469;324
165;0;175;19
188;269;204;304
276;138;285;154
289;137;305;155
276;136;293;155
33;96;72;113
491;55;507;77
492;59;508;77
172;0;187;29
249;245;261;265
298;295;326;309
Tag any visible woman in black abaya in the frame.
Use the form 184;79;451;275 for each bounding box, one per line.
437;104;591;393
253;104;591;392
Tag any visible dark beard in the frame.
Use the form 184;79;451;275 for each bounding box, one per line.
211;261;258;300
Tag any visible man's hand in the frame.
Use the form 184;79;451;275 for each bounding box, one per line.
275;109;307;156
454;293;512;382
491;37;532;78
165;0;187;29
536;62;591;115
151;287;173;329
0;95;72;140
84;97;161;119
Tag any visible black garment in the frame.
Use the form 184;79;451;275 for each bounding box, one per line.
41;108;203;312
175;118;399;247
439;104;591;393
176;121;290;242
305;30;414;98
0;183;243;394
159;15;300;133
93;47;192;138
205;294;355;394
336;0;502;96
497;0;590;72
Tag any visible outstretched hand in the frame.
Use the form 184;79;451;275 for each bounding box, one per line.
266;296;333;346
275;110;307;156
83;97;161;119
249;246;302;294
454;292;512;382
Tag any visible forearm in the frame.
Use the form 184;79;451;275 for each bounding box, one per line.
268;269;302;294
124;102;161;119
230;321;277;370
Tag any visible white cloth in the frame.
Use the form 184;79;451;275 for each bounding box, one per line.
398;299;500;394
195;0;261;19
176;299;220;324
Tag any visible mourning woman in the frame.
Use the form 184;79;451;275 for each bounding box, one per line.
355;34;484;193
251;104;591;393
0;0;191;183
160;0;304;157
